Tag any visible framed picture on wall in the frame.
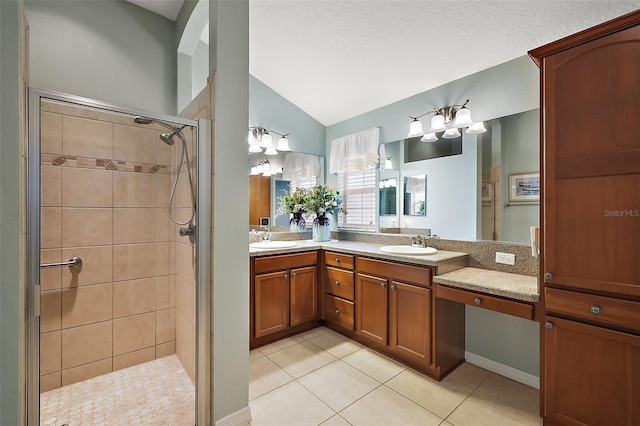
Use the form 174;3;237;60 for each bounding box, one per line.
481;182;493;204
508;172;540;202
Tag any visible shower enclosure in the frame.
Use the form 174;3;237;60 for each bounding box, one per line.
26;89;210;425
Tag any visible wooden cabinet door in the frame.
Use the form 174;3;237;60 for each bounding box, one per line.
255;271;289;338
290;266;317;327
356;273;388;345
544;316;640;425
542;24;640;297
389;281;432;365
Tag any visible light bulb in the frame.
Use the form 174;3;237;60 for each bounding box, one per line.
264;146;278;156
262;169;272;176
256;164;263;173
465;121;487;134
260;133;273;148
427;114;446;133
248;144;262;153
420;133;438;143
262;162;270;171
407;119;424;137
277;136;290;151
451;108;474;128
250;166;259;175
442;128;461;139
385;157;393;169
248;130;255;145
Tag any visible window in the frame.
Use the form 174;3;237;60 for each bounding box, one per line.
337;169;377;230
289;175;317;191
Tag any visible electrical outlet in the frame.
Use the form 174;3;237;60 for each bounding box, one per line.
495;252;516;265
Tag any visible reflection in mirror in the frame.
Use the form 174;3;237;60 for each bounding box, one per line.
404;175;427;216
379;172;398;217
274;179;291;228
480;109;540;244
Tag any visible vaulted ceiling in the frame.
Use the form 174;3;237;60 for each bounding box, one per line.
128;1;639;125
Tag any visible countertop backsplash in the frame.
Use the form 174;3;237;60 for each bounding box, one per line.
249;229;538;277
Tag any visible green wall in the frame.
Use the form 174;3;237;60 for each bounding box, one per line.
25;0;176;114
210;0;251;421
0;1;24;423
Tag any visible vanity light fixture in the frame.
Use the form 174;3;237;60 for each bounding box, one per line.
385;157;393;169
248;127;291;155
249;159;283;177
407;99;487;142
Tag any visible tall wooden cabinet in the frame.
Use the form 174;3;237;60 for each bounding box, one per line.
530;10;640;426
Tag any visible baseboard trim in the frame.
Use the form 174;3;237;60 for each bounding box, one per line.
215;406;252;426
465;351;540;390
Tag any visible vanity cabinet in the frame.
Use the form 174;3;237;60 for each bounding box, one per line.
323;251;355;331
530;10;640;424
251;252;320;347
356;258;433;368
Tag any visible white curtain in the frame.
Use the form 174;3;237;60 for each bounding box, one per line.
282;152;321;181
406;177;425;193
329;127;380;174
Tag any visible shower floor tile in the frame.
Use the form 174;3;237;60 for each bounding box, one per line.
40;355;194;426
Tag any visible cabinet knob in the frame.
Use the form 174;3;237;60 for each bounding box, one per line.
335;309;340;315
283;274;288;279
590;305;602;315
544;272;554;280
335;258;340;263
474;297;482;305
335;280;340;286
292;272;297;277
390;284;396;290
545;322;554;329
380;282;386;288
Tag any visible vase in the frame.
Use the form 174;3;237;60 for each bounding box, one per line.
289;212;306;232
312;214;331;242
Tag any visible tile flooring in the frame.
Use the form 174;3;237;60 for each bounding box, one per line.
40;355;194;426
250;327;542;426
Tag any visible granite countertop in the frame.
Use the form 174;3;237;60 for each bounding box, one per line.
249;239;468;270
433;267;539;302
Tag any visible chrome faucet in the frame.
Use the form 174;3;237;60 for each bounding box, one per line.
259;225;272;242
410;235;425;247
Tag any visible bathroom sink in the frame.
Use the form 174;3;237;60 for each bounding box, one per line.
250;241;298;250
379;245;438;255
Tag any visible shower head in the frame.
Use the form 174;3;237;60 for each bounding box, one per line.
133;116;184;132
160;132;175;146
133;116;154;125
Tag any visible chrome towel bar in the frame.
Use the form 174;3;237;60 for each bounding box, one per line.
40;256;82;269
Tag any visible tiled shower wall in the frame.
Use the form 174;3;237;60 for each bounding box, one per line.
38;100;192;392
178;81;212;402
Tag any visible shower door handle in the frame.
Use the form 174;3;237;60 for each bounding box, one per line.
40;257;82;269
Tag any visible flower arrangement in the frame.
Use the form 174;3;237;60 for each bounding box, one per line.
305;184;345;220
278;187;309;215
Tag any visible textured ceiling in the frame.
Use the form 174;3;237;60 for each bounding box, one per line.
126;0;184;21
129;0;639;126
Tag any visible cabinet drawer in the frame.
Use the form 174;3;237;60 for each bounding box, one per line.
359;257;431;287
324;294;354;331
545;287;640;330
326;267;355;300
325;252;354;270
436;284;534;320
255;251;317;274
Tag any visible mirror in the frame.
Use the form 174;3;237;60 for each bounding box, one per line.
379;170;399;217
479;109;540;244
403;175;427;216
374;109;539;243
